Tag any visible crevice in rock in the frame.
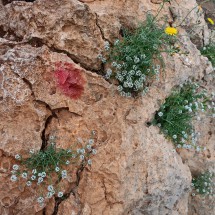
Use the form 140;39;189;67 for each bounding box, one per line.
49;46;102;74
169;7;177;24
38;105;82;151
40;112;57;150
52;164;85;215
0;26;7;38
0;25;23;42
42;207;46;215
95;13;111;44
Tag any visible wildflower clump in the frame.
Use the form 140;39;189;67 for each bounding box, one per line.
201;43;215;67
10;131;97;207
192;171;215;196
99;15;177;97
152;81;215;151
54;62;86;99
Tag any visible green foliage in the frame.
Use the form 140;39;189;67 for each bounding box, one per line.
192;171;215;196
10;132;97;206
99;15;178;97
201;43;215;67
151;82;213;150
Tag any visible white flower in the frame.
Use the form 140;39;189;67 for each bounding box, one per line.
10;175;17;182
67;149;72;153
178;110;182;114
32;169;37;174
196;146;200;152
29;149;34;154
184;134;188;138
97;54;103;59
61;170;67;179
13;164;19;171
38;177;43;184
86;145;92;150
157;123;161;127
41;172;46;178
81;149;85;154
112;62;117;67
177;144;181;148
80;155;85;160
15;154;21;160
37;196;44;203
46;192;53;199
58;192;63;198
88;159;92;165
196;189;199;192
134;56;140;63
49;135;55;140
191;183;194;187
48;185;54;192
204;182;208;186
65;160;70;165
92;149;97;155
104;41;110;50
22;172;28;179
88;139;94;145
55;167;60;172
173;135;177;139
26;181;32;186
31;175;36;180
192;193;195;196
114;39;119;45
158;112;163;117
202;189;205;192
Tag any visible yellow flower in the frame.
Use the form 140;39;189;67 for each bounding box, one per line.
165;27;178;36
207;18;214;25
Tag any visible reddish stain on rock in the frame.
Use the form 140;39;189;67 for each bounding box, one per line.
54;62;86;99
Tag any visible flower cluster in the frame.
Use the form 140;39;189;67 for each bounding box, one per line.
192;170;215;196
99;15;177;97
10;131;97;207
152;81;215;151
201;43;215;68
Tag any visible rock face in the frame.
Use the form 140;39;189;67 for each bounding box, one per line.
0;0;214;215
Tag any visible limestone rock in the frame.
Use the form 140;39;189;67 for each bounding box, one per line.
0;0;214;215
0;0;105;70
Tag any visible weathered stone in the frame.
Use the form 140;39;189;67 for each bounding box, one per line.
0;0;214;214
0;0;105;70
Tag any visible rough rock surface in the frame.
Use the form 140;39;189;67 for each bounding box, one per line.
0;0;214;215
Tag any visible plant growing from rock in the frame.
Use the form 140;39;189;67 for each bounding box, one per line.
192;170;215;196
10;131;97;207
99;14;178;97
201;43;215;67
152;81;215;151
54;62;86;99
